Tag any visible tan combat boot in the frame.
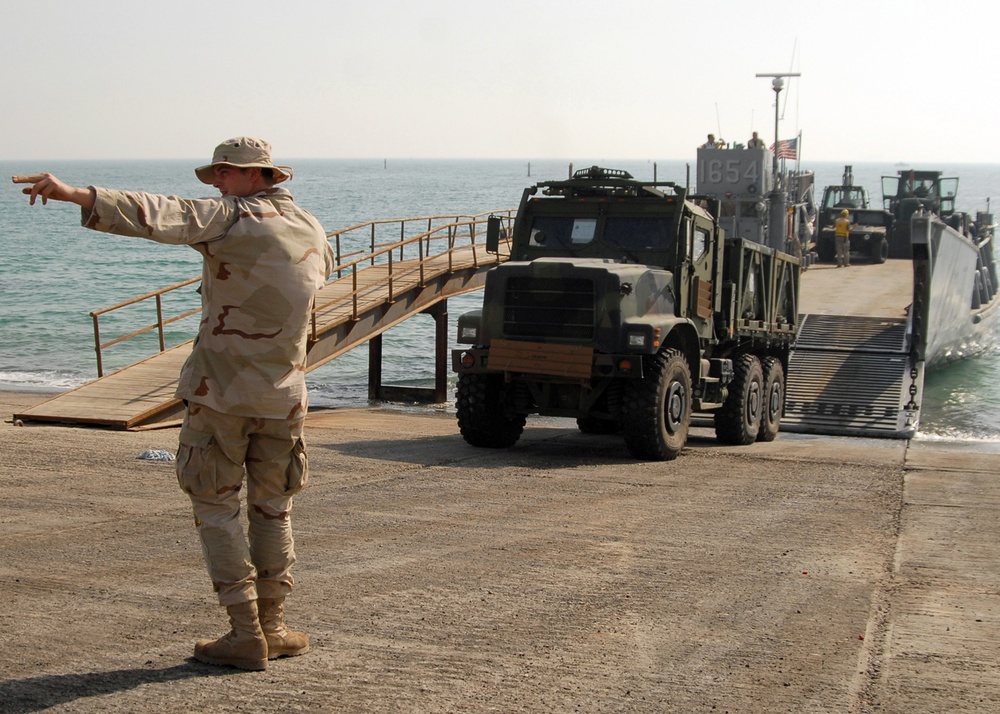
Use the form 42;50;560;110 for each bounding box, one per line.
193;600;268;671
258;597;310;659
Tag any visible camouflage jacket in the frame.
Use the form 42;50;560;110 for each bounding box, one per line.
83;186;335;419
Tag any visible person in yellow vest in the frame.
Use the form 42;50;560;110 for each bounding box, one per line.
834;208;853;267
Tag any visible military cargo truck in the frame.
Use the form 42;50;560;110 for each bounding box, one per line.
452;167;800;461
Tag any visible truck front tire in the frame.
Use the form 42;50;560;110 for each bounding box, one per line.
622;349;692;461
870;235;888;264
456;373;525;448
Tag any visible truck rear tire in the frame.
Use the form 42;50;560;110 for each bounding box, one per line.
622;349;692;461
757;357;784;442
456;373;525;448
715;354;764;445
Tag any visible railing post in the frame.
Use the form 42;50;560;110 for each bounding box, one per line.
448;225;455;272
387;249;394;303
418;229;425;287
92;313;104;378
352;265;359;320
155;294;166;352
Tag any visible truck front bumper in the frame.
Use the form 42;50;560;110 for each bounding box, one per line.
452;339;645;380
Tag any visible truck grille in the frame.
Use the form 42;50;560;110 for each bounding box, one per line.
502;276;595;340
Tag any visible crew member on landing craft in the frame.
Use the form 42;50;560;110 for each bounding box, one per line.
13;137;336;672
834;208;853;267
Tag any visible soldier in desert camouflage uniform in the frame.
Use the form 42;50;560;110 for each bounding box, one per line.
13;137;335;671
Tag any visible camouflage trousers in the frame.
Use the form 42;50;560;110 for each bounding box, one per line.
175;402;308;606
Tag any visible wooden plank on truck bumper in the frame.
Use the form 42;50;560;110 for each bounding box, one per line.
488;339;594;379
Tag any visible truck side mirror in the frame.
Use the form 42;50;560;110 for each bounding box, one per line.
486;215;502;254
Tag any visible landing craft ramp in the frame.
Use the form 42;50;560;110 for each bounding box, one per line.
13;213;513;430
782;314;920;437
783;262;921;438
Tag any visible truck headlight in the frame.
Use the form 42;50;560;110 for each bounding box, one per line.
627;332;647;348
460;326;479;342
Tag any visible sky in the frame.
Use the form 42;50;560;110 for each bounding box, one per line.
1;0;996;164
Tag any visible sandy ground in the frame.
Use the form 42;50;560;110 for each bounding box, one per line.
1;389;998;713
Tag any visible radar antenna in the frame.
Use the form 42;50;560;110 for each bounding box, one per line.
755;72;801;187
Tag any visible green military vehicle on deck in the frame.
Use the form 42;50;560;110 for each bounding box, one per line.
815;166;894;264
451;167;800;461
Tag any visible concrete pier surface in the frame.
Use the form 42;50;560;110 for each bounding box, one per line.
2;389;997;713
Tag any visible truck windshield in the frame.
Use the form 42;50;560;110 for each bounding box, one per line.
823;187;866;209
604;217;674;251
528;216;674;252
529;217;596;248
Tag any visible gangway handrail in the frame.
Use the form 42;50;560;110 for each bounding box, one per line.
89;276;202;378
310;213;514;337
87;210;516;377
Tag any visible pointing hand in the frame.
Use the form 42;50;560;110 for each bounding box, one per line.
12;173;95;209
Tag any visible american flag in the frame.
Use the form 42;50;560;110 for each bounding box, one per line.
769;137;798;160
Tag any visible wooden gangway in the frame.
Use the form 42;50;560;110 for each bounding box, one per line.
14;212;514;430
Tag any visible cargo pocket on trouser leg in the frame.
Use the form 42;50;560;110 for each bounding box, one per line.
175;424;220;498
284;436;309;496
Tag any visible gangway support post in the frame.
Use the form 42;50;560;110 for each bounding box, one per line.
366;300;449;404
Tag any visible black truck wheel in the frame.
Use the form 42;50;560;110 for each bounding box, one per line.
870;235;888;264
715;354;764;445
757;357;784;442
622;349;692;461
456;373;525;448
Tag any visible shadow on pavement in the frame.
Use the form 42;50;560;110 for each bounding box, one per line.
0;660;237;714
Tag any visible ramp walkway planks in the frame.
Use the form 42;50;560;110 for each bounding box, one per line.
15;240;504;430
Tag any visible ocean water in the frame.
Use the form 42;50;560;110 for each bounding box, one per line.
2;158;998;444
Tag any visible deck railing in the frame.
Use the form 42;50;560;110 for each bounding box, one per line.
88;210;515;376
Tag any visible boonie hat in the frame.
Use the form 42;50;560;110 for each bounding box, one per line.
195;137;293;185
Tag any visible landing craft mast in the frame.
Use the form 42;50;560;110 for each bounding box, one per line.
756;71;801;250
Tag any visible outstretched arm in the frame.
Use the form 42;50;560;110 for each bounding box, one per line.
11;173;96;210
